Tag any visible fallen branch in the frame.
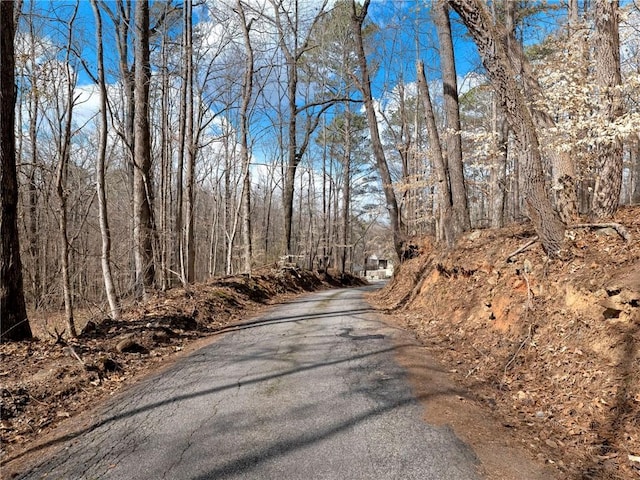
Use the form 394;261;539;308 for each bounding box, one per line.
63;344;85;367
47;326;66;345
569;223;632;243
506;237;538;262
504;323;534;375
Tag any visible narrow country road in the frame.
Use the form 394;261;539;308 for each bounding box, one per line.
18;285;481;480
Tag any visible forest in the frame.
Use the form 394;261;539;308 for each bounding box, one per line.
1;0;639;342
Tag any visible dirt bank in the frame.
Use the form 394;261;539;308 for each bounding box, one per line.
372;206;640;479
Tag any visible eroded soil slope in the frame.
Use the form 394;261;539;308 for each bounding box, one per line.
373;206;640;479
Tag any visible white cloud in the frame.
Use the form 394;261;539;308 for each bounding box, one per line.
74;83;101;127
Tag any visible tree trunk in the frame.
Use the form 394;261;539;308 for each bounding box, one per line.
499;0;578;224
270;0;329;257
416;60;455;247
91;0;120;320
489;107;508;229
108;0;136;288
27;74;41;308
631;134;640;204
591;0;623;218
223;129;234;275
184;0;196;283
448;0;565;256
0;0;32;341
133;0;155;298
55;3;79;338
341;111;351;274
159;22;171;291
55;147;75;337
237;0;254;275
283;89;297;257
351;0;404;259
175;6;187;283
434;0;470;235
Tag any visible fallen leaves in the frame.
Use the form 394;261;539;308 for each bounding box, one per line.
1;268;364;467
373;205;640;479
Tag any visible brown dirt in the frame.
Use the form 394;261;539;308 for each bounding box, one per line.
0;266;364;474
370;205;640;480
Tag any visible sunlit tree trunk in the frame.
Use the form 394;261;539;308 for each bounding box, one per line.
90;0;120;320
158;18;171;291
351;0;404;259
489;101;508;229
631;134;640;204
183;0;196;283
237;0;254;275
448;0;565;256
340;110;352;274
23;6;42;310
434;0;470;235
133;0;155;298
487;1;507;229
0;0;32;341
175;14;187;283
417;61;454;247
591;0;623;218
495;0;578;224
54;3;79;337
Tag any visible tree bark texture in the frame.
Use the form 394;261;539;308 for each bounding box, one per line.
448;0;565;256
489;108;508;229
133;0;155;297
631;134;640;204
184;0;196;283
341;111;352;274
91;0;120;319
417;61;455;247
591;0;623;218
237;0;254;274
351;0;404;259
0;0;32;341
434;0;471;235
500;0;578;224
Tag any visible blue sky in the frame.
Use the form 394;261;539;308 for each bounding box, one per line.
32;0;486;86
22;0;573;137
28;0;575;95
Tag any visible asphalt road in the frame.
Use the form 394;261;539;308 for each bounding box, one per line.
18;285;481;479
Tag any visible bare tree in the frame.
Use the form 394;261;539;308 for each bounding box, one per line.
51;2;80;337
350;0;405;259
591;0;623;218
448;0;565;256
434;0;470;236
267;0;329;256
236;0;254;274
183;0;196;283
133;0;155;298
1;0;32;341
632;133;640;204
417;60;454;247
91;0;120;319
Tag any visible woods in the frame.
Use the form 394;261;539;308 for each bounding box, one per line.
1;0;640;340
